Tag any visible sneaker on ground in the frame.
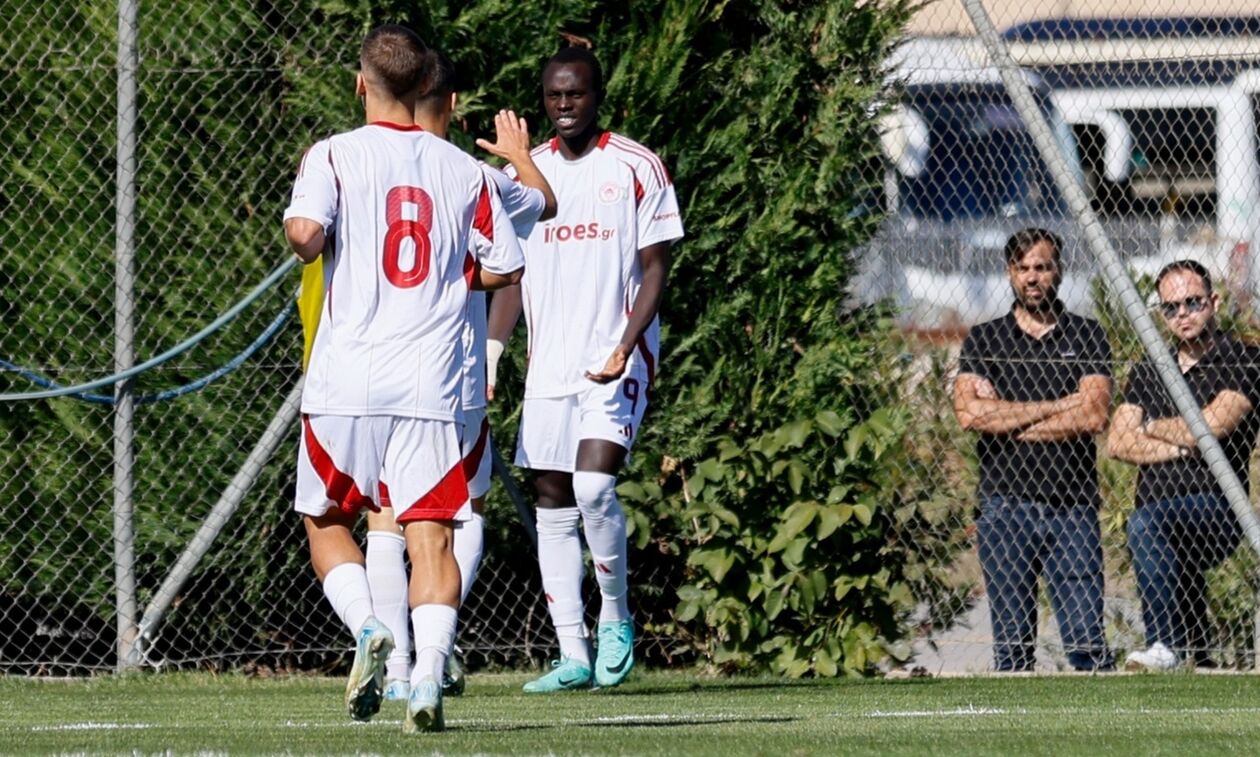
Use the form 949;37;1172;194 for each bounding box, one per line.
383;678;410;702
594;619;635;688
443;654;466;697
404;677;444;733
522;657;593;693
1124;642;1180;672
345;617;394;722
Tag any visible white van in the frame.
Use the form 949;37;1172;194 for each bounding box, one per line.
1006;17;1260;296
853;37;1089;333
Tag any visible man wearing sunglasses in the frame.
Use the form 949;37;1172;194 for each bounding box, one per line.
953;227;1114;673
1108;259;1255;671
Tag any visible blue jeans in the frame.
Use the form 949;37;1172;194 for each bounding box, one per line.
1127;493;1241;658
976;495;1113;672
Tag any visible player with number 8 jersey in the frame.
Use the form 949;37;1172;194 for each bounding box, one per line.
283;25;523;734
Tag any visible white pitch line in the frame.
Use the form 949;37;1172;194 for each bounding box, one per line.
862;706;1260;719
865;706;1012;718
30;723;154;732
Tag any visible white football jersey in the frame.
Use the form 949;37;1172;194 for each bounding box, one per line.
284;122;524;421
516;131;684;398
461;163;546;411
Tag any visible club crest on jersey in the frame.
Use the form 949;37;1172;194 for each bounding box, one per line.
598;182;624;204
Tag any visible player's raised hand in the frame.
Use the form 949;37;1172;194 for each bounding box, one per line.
475;110;532;163
585;345;631;384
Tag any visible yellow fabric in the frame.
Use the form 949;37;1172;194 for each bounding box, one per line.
297;258;325;372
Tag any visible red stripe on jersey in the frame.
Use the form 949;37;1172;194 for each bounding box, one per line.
461;417;491;481
395;457;471;523
609;136;666;186
635;335;656;388
326;149;343;324
597;131;612;149
609;135;669;187
530;143;550;158
369;121;425;132
302;415;378;515
378;481;392;509
463;251;477;289
474;180;494;242
634;174;645;206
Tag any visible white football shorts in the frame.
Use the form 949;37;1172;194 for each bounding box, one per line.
295;414;470;523
461;407;493;499
514;366;649;473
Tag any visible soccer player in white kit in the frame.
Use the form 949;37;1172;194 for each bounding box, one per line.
362;49;557;702
487;47;684;692
283;26;524;733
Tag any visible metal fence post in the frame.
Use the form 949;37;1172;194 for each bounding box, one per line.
960;0;1260;667
113;0;139;671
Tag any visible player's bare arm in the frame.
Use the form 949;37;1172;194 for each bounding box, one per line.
1107;403;1193;463
586;242;670;384
476;110;557;220
473;265;523;292
285;218;326;264
952;372;1087;434
1016;375;1112;441
1142;389;1253;447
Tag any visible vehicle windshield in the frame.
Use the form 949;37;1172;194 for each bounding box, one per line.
897;84;1071;221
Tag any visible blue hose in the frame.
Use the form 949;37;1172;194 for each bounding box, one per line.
0;302;295;405
0;257;298;402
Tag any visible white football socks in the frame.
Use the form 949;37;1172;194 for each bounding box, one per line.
573;471;631;624
454;512;485;605
365;531;411;681
411;604;457;685
321;562;374;638
535;506;590;665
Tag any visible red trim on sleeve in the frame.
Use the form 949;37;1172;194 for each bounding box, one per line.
369;121;425;132
463;251;477;289
597;131;612;150
634;175;645;205
474;181;495;241
461;417;491;481
302;416;378;515
395;458;471;523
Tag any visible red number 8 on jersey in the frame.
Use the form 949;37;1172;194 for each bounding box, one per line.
382;185;434;288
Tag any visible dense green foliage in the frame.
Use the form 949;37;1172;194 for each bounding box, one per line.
0;0;972;676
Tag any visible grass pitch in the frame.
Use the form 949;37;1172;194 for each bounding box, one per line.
2;670;1260;754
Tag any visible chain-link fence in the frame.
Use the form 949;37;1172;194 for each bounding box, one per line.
7;0;1260;677
860;2;1260;672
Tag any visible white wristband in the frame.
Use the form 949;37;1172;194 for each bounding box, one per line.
486;338;506;388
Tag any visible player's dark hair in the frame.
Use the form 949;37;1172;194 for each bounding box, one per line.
544;46;604;100
1004;227;1062;266
359;24;429;98
1156;259;1213;294
416;49;458;111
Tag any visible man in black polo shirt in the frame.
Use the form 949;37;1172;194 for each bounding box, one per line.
1107;260;1255;671
953;227;1114;672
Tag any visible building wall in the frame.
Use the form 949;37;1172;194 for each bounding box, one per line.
908;0;1260;37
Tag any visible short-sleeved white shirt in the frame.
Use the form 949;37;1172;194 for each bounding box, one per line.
515;132;684;399
284;122;524;421
461;164;546;410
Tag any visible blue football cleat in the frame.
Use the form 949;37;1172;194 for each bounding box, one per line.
594;620;635;687
522;656;593;693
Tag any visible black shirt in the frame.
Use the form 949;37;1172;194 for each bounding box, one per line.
1123;335;1260;505
959;304;1111;504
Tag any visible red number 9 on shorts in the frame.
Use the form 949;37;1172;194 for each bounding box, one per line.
382;185;434;288
623;377;640;415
